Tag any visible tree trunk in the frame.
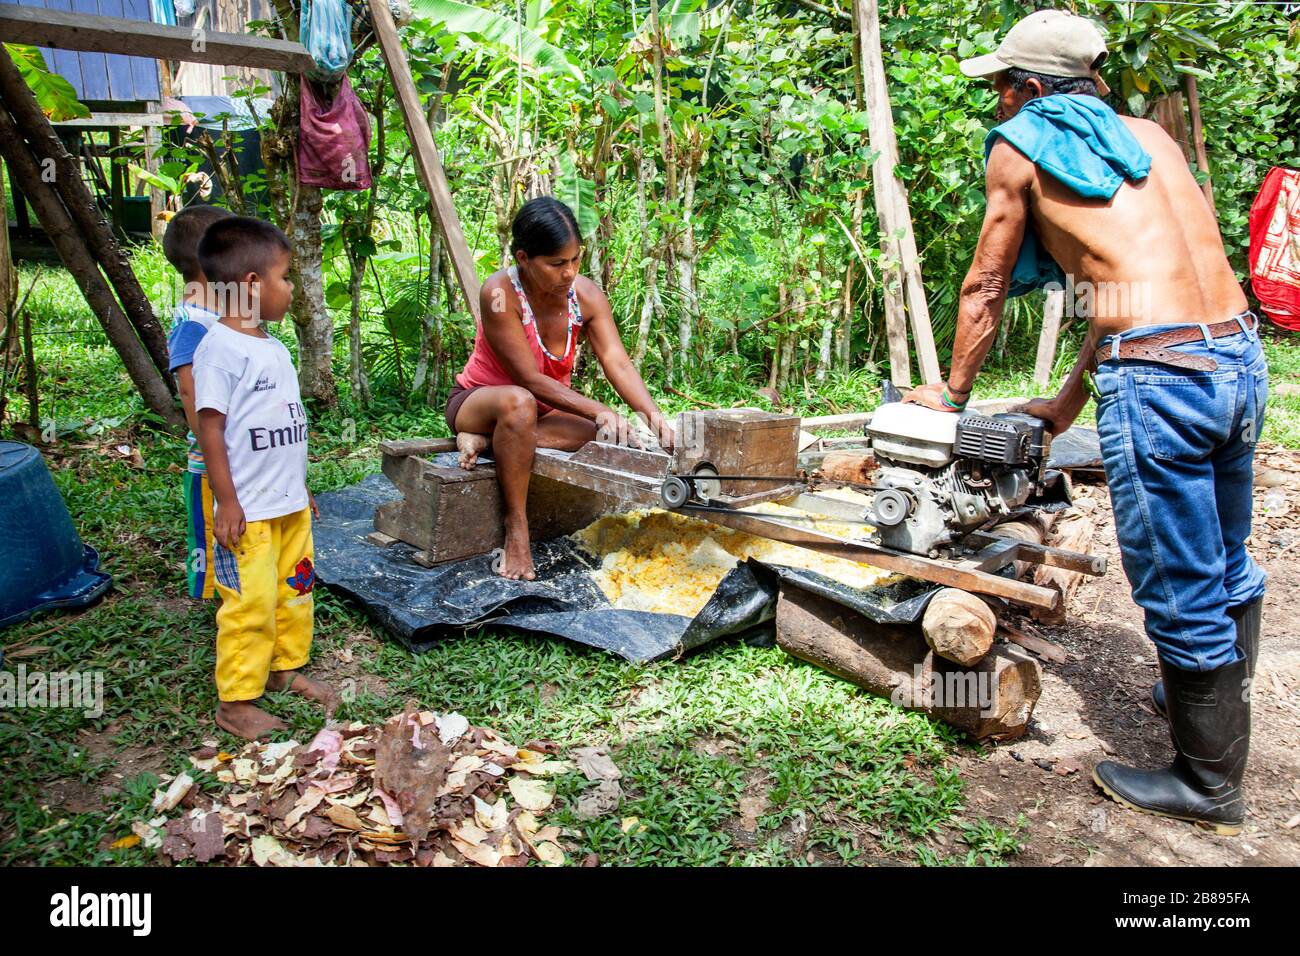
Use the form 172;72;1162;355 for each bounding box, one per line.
346;247;371;406
675;136;701;362
0;106;181;429
286;181;338;406
776;582;1041;742
412;228;444;406
632;150;663;369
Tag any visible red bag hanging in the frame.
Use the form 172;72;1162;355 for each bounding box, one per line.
1248;166;1300;331
297;75;372;191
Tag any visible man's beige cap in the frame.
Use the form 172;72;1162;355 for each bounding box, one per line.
959;10;1111;96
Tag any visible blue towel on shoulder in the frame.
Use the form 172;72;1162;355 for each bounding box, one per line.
984;95;1152;296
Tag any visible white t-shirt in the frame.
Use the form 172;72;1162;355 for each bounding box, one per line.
193;322;309;522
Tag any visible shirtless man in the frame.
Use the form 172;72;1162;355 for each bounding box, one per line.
906;11;1267;835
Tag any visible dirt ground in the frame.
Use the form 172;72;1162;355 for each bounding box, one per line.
955;444;1300;866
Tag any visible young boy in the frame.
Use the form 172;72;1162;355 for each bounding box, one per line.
163;203;233;600
192;217;337;740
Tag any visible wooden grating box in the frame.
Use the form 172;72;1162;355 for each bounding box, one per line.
673;408;801;497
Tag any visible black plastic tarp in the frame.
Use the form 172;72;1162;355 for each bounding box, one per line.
313;474;944;663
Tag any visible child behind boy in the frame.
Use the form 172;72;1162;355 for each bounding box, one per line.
192;217;337;740
163;203;233;600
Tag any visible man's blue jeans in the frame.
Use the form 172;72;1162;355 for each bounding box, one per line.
1093;315;1268;672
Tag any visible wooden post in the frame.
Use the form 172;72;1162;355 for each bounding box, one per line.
1033;286;1065;388
142;106;165;240
852;0;940;386
0;104;182;429
1183;73;1217;217
368;0;481;322
108;128;125;239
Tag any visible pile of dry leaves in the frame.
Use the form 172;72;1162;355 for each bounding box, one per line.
127;705;622;867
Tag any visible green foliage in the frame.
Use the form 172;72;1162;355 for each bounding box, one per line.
407;0;584;79
5;44;89;121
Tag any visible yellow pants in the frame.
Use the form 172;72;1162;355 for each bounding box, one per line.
212;507;315;702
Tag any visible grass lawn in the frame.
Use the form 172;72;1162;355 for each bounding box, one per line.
2;263;1297;866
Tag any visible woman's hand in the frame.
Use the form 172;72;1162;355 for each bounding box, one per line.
652;415;677;453
595;407;644;448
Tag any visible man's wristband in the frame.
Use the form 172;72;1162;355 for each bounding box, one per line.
941;386;969;410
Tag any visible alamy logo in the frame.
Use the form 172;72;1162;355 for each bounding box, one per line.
49;886;151;936
0;664;103;718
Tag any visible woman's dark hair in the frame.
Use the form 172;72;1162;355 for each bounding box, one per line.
511;196;582;257
1005;67;1100;98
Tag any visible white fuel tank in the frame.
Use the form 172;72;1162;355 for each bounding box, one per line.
866;402;960;468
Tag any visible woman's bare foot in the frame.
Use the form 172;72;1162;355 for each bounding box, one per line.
457;432;490;470
496;519;536;580
216;700;287;741
266;670;341;718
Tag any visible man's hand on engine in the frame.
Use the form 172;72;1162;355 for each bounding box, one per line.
903;382;965;413
1010;397;1073;436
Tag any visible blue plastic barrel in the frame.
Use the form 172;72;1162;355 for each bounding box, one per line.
0;441;112;629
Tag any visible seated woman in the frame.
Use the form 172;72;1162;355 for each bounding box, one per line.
448;197;674;581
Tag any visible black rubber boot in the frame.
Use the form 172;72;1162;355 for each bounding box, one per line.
1152;597;1261;718
1095;655;1251;835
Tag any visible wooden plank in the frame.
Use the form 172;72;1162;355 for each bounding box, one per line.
51;111;165;127
961;531;1107;576
998;621;1069;665
854;0;940;385
123;0;159;99
368;0;481;322
0;4;316;73
379;437;458;458
41;0;85;94
97;0;133;102
696;508;1062;611
802;411;872;432
68;0;110;101
1033;287;1064;388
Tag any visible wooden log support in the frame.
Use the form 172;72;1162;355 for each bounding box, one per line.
0;4;315;73
0;104;181;428
921;588;997;667
775;582;1041;741
1030;511;1097;624
816;450;877;486
0;47;172;380
368;0;481;321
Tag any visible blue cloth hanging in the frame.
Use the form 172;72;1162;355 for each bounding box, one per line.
983;94;1152;297
300;0;355;81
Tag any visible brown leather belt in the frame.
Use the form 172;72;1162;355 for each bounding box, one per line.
1092;314;1256;372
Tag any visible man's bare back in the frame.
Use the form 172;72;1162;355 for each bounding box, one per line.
1027;114;1247;334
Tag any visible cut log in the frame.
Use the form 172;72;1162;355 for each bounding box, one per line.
775;582;1041;741
921;588;997;667
1030;511;1096;624
816;450;877;486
